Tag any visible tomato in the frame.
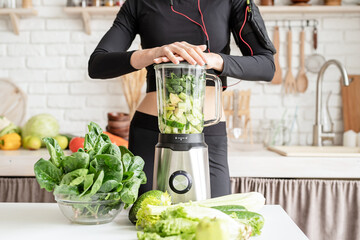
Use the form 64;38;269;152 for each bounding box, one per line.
69;137;85;153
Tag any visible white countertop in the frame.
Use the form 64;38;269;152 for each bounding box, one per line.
0;145;360;178
0;203;308;240
227;143;360;179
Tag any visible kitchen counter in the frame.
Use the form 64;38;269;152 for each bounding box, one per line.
227;143;360;179
0;203;308;240
1;145;359;178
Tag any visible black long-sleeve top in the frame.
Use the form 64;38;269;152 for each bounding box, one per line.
88;0;275;92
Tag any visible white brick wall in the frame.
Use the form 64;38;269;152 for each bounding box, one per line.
0;1;359;145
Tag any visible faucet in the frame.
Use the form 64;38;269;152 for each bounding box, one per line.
313;60;350;146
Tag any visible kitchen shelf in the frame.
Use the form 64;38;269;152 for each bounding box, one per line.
259;5;360;14
0;8;38;35
63;6;120;35
64;5;360;35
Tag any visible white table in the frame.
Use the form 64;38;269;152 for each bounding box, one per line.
0;203;308;240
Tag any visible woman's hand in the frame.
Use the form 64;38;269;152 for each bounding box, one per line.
154;51;224;72
153;41;207;66
203;52;224;72
130;41;223;72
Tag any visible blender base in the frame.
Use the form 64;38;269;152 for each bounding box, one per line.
153;133;211;203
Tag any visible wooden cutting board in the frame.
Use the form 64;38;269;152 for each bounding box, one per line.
341;75;360;132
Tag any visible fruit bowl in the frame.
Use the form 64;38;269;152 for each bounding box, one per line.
55;192;124;225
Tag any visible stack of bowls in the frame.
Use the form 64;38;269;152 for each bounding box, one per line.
106;112;130;140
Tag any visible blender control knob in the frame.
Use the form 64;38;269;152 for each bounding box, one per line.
169;170;192;194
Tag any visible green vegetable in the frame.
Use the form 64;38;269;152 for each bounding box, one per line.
60;168;88;186
211;205;265;236
137;205;252;240
43;137;64;168
211;205;247;213
22;114;59;146
231;211;265;236
34;158;62;192
88;170;104;197
54;184;79;195
196;217;229;240
136;192;266;239
130;190;171;225
141;192;265;217
196;192;266;212
0;122;20;138
79;174;94;197
34;121;147;221
158;72;205;134
61;152;90;173
120;177;143;208
138;232;193;240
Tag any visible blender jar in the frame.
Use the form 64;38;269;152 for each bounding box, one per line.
154;63;222;134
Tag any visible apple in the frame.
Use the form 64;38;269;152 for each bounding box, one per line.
54;135;69;150
23;136;42;150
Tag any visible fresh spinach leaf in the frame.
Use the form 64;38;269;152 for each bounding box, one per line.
103;169;123;185
84;122;111;154
116;182;123;192
89;159;98;174
139;171;147;184
94;134;112;154
120;177;142;206
43;137;64;168
97;143;111;155
122;171;134;183
88;122;103;136
121;153;132;172
96;154;122;171
61;169;88;185
95;154;124;185
88;170;104;197
79;174;94;197
84;134;95;158
120;145;134;157
128;156;145;178
98;180;120;193
61;152;90;173
54;184;79;196
34;158;62;192
69;175;86;186
98;143;121;156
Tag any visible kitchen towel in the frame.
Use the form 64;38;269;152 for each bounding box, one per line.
231;177;360;240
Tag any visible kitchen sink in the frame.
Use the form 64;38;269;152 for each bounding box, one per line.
268;146;360;157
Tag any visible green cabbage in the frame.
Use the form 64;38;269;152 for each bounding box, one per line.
137;205;252;240
196;217;229;240
22;114;59;145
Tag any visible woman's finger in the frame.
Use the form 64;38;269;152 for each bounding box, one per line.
163;46;180;64
169;43;197;65
175;42;205;66
154;56;184;64
181;42;207;64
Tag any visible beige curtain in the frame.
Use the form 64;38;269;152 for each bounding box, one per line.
0;177;55;202
231;177;360;240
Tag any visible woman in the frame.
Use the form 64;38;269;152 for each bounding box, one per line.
88;0;275;197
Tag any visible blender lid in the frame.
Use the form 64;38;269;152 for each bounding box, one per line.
153;62;206;70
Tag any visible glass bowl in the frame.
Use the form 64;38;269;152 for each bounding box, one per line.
55;192;124;225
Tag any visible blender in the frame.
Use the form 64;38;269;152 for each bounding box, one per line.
153;63;222;203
